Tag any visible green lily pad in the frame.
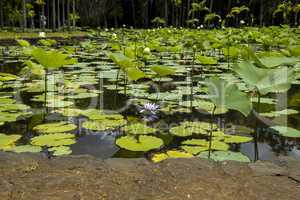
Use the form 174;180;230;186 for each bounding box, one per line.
122;123;157;135
8;145;42;153
33;122;77;134
0;134;22;150
48;146;72;156
31;133;76;147
82;118;126;132
198;151;250;162
270;126;300;138
116;135;163;152
151;150;193;163
223;135;253;144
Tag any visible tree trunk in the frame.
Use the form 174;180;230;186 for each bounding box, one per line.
227;0;232;14
67;0;70;30
164;0;168;26
131;0;136;27
57;0;61;30
52;0;56;31
22;0;27;31
260;0;263;26
47;0;50;28
72;0;75;30
0;0;4;27
209;0;214;12
62;0;65;26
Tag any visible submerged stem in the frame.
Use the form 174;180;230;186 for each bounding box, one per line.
208;105;216;159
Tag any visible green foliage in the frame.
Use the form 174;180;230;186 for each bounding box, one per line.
116;135;164;152
206;77;252;116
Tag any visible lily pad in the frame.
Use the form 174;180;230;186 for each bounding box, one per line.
8;145;42;153
198;151;250;162
270;126;300;138
31;133;76;147
33;122;77;134
116;135;163;152
48;146;72;156
122;123;157;135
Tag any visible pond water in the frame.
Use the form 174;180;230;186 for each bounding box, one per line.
0;38;300;162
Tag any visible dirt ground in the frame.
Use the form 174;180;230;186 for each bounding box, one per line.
0;152;299;200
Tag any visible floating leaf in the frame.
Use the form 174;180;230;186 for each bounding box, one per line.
151;150;193;163
198;151;250;162
223;135;253;144
0;134;22;150
31;133;76;147
48;146;72;156
33;122;77;134
116;135;163;152
122;123;157;135
270;126;300;138
8;145;42;153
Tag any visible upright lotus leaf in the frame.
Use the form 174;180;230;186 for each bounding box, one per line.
23;60;45;76
258;56;299;68
206;77;252;116
122;123;157;135
31;133;76;147
16;39;31;47
124;67;145;81
33;122;77;134
270;126;300;138
32;48;77;69
150;65;176;77
199;151;250;162
233;61;295;95
288;45;300;57
116;135;164;152
196;55;218;65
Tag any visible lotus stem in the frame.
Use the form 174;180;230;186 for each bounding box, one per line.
208;105;216;159
254;92;261;161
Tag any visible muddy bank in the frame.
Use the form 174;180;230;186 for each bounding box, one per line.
0;152;299;200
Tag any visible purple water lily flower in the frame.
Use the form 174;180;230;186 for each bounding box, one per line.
137;103;160;121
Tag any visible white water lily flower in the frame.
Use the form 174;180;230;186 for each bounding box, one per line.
200;24;204;28
39;32;46;38
143;47;151;54
105;28;109;32
240;20;245;24
112;33;117;39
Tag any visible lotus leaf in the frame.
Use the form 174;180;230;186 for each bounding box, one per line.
31;133;76;147
116;135;163;152
150;65;176;77
199;151;250;162
270;126;300;138
33;122;77;134
0;134;22;150
48;146;72;156
223;135;253;144
122;123;157;135
206;77;252;116
8;145;42;153
0;72;18;81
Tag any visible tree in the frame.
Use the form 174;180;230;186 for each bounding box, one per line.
22;0;27;31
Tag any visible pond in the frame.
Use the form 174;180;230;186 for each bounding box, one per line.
0;28;300;163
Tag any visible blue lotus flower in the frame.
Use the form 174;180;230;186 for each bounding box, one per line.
137;103;160;121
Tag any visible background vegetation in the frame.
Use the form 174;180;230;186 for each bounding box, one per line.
0;0;300;31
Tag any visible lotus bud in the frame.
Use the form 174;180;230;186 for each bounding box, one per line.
200;24;204;28
240;20;245;24
143;47;151;54
39;32;46;38
192;45;197;51
112;33;117;39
